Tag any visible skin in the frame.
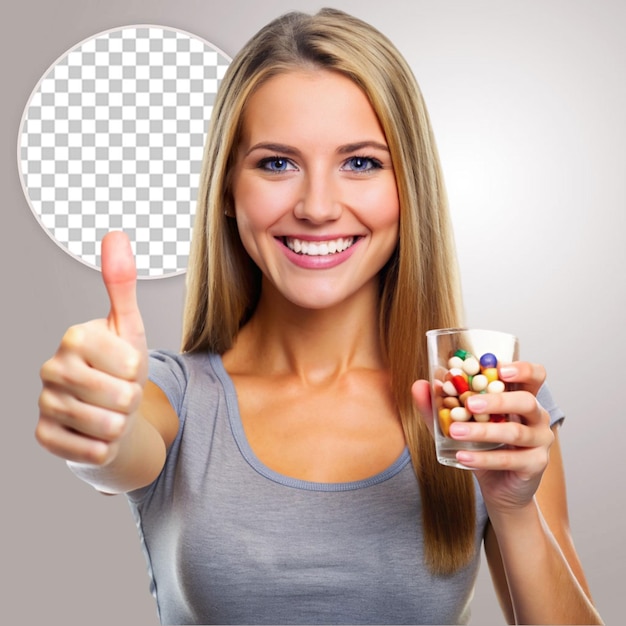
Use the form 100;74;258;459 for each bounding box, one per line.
36;70;602;624
224;71;404;481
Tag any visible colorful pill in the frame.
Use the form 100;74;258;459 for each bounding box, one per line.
454;349;470;360
438;408;452;436
459;391;475;405
462;357;480;376
442;380;459;396
448;368;466;380
487;380;505;394
471;374;488;392
473;413;491;422
489;414;507;423
480;353;498;369
442;396;461;409
447;356;464;370
452;375;470;394
450;406;471;422
482;367;499;383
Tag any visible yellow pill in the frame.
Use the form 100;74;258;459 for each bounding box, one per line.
483;368;499;383
438;408;452;437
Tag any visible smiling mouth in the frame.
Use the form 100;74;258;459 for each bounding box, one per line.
282;236;357;256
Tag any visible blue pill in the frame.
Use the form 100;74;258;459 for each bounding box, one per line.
479;352;498;368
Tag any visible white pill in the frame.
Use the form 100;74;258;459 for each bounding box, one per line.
462;357;480;376
448;356;464;369
471;374;488;392
442;381;458;396
487;380;505;394
450;406;471;422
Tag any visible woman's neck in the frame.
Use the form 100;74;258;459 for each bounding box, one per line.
224;280;385;384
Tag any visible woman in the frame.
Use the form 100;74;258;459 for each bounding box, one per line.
36;8;602;625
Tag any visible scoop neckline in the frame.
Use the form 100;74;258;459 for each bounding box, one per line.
210;353;411;492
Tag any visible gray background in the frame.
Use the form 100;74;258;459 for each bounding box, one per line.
3;0;623;624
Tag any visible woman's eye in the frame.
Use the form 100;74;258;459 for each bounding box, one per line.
342;156;383;172
259;157;296;172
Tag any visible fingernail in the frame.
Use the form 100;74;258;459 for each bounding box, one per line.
499;366;518;380
456;451;475;464
466;396;487;413
449;423;469;437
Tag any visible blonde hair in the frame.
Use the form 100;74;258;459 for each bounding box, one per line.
182;8;475;575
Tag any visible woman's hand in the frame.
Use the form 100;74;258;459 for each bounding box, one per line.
412;362;555;514
36;232;148;468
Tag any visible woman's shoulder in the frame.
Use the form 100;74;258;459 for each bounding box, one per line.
148;349;224;411
149;348;221;376
537;382;566;428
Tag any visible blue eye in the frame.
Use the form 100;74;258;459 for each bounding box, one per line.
259;157;296;172
343;156;382;172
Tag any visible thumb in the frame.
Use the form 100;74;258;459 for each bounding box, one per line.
101;231;147;354
412;379;434;435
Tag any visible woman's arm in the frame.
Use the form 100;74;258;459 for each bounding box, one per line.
484;425;601;625
413;363;603;624
36;231;179;495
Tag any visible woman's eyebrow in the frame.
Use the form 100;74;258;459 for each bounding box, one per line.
338;141;389;154
245;142;300;157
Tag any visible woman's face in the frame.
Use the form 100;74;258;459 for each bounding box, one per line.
231;69;400;311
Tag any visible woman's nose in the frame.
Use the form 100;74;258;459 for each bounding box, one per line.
293;173;342;224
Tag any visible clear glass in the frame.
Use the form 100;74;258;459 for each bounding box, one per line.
426;328;519;469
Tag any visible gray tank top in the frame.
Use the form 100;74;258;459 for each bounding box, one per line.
127;350;564;624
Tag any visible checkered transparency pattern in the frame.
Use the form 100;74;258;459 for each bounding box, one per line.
18;26;231;278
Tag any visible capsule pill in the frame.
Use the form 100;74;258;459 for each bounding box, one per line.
442;396;461;409
450;406;471;422
451;375;470;394
471;374;488;392
462;357;480;376
447;356;464;370
438;408;452;436
487;380;505;394
442;380;459;396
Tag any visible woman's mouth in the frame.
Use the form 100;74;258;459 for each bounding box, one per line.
282;236;357;256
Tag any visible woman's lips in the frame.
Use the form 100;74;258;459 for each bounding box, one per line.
277;235;361;269
283;236;355;256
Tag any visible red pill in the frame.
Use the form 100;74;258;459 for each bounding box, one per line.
489;414;507;423
452;375;470;394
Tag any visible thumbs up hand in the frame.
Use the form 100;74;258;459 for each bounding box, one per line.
36;232;149;467
102;230;148;378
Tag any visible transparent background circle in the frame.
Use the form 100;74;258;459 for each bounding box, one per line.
18;25;231;278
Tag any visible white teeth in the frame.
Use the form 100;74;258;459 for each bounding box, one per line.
285;237;354;256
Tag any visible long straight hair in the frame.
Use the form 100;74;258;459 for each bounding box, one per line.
182;8;476;575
